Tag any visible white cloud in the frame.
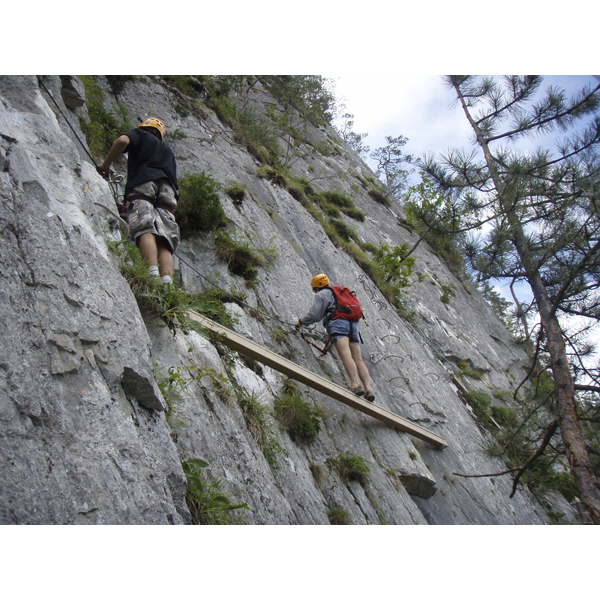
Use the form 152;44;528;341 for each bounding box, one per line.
331;74;474;172
333;75;599;167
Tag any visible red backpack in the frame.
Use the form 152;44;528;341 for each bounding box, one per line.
328;286;363;322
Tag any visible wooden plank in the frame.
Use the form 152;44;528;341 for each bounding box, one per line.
188;311;448;449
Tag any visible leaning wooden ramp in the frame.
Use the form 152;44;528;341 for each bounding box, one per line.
188;311;448;449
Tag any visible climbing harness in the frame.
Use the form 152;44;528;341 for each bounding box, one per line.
300;331;332;360
107;172;127;216
93;199;130;239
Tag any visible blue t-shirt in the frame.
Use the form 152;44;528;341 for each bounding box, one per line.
123;128;178;197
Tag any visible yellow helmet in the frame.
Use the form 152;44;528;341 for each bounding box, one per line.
311;274;330;289
139;117;166;140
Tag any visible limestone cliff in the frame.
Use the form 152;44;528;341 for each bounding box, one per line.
0;75;569;524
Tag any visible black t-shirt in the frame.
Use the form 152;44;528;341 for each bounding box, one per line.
123;128;178;197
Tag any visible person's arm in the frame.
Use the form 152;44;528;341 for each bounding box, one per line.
295;290;330;329
96;135;130;177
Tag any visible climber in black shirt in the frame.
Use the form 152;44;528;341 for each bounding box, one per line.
97;117;180;284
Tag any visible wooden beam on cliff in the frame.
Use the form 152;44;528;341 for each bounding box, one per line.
187;311;448;449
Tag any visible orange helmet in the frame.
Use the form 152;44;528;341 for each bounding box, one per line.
139;117;166;140
311;274;330;289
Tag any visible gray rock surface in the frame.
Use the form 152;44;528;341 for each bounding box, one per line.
0;75;559;524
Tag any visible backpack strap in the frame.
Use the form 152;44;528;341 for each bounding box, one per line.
321;286;339;324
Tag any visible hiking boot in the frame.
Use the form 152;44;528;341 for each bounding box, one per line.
364;390;375;402
350;385;365;396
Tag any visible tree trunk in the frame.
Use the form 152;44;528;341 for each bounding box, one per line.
454;82;600;523
528;272;600;523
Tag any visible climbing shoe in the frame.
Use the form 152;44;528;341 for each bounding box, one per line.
364;390;375;402
350;385;365;397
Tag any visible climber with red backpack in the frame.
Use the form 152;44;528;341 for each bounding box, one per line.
295;274;375;402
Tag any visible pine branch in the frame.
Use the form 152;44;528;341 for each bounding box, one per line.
484;82;600;143
509;419;559;497
574;384;600;394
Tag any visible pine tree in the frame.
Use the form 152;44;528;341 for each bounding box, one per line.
371;134;413;200
421;75;600;523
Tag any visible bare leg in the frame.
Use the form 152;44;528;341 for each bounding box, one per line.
349;342;371;391
137;232;159;268
334;337;361;389
157;239;174;277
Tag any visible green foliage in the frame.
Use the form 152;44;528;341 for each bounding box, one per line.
139;281;202;334
224;184;247;205
370;134;413;201
234;109;281;165
466;390;493;425
491;405;518;428
153;360;232;427
182;459;249;524
309;463;326;485
256;165;312;207
327;453;370;485
274;381;322;442
327;506;352;525
374;242;416;290
238;392;288;469
368;188;391;207
111;242;197;334
110;241;238;335
319;190;352;209
342;207;366;221
327;218;359;244
153;363;193;427
551;471;579;503
213;229;276;281
478;370;583;503
191;287;242;328
460;366;484;380
79;75;133;161
197;76;337;168
176;171;227;237
403;177;467;278
422;78;600;514
161;75;206;98
270;327;288;344
257;165;288;187
316;191;365;221
336;113;370;157
263;75;337;127
439;282;457;305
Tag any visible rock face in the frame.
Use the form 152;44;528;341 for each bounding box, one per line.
0;75;556;524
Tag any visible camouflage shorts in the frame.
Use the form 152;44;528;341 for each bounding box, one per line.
126;179;180;253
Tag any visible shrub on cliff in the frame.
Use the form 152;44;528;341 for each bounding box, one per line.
274;381;322;442
175;171;227;237
79;76;133;161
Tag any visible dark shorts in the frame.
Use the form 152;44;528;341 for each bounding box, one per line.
327;319;361;344
126;180;180;253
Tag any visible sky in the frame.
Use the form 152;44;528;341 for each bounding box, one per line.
331;75;599;179
330;75;599;305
